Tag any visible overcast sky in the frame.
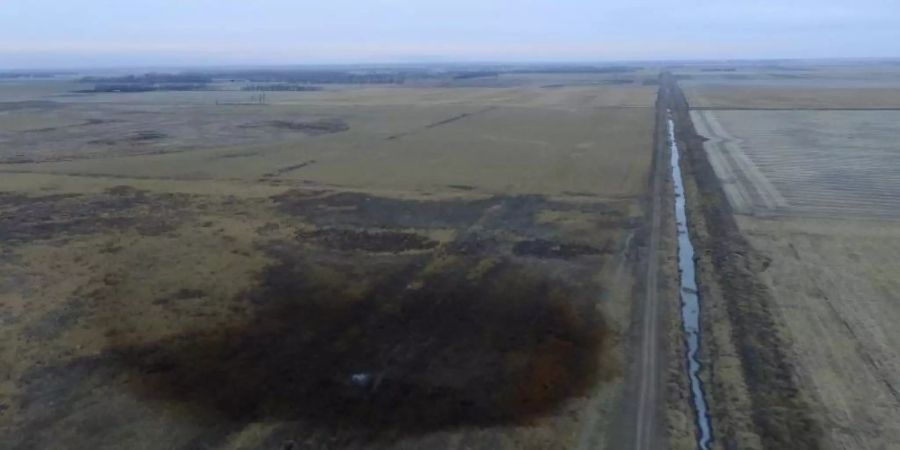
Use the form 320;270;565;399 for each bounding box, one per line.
2;0;899;68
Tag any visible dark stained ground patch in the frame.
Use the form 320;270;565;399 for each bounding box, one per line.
273;190;622;237
239;118;349;135
10;249;613;448
298;228;438;253
115;254;609;440
513;239;607;259
261;160;317;178
87;130;167;146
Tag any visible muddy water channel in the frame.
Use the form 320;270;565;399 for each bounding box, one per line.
668;110;713;449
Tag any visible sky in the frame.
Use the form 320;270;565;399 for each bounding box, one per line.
1;0;899;69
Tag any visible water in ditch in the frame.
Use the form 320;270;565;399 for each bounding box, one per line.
668;110;713;450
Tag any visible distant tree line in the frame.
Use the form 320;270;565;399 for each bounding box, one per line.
241;84;322;92
451;71;500;80
80;73;213;84
203;70;409;84
70;65;645;92
510;65;641;74
76;83;209;93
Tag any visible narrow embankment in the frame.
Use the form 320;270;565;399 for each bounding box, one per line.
661;72;821;449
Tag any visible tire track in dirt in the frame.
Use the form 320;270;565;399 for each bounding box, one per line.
631;77;668;450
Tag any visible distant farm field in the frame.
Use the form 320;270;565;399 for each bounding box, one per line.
1;84;654;197
692;109;900;218
684;86;900;109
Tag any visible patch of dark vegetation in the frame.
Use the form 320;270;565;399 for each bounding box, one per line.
10;353;149;450
273;190;620;237
451;71;499;80
193;69;412;84
298;228;437;253
80;73;213;84
0;187;188;243
513;239;606;259
242;84;322;92
83;118;119;125
105;254;610;441
425;113;475;129
154;288;207;305
562;191;598;198
387;107;494;140
105;185;145;196
20;126;59;134
447;184;475;191
261;160;317;178
88;130;167;145
664;72;821;449
275;191;491;229
444;233;501;255
75;83;209;93
240;118;348;135
511;65;639;74
18;118;121;135
212;150;261;160
128;131;167;142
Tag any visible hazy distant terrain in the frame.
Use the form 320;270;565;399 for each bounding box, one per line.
3;60;899;450
0;66;658;449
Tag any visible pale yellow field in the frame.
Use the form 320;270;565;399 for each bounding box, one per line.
1;82;654;198
739;217;900;450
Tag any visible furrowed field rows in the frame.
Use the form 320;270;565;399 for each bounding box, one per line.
691;109;900;219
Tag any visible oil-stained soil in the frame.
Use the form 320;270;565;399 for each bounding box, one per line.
12;248;612;447
124;255;606;433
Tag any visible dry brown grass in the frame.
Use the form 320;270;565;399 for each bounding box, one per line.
0;75;655;449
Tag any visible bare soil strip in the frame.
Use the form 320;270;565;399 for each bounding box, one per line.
632;82;666;450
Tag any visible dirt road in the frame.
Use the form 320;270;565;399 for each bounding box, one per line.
630;79;670;450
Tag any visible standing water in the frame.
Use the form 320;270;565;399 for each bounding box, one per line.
668;110;713;450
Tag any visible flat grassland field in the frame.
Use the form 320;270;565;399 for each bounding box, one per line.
686;66;900;450
0;77;656;449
